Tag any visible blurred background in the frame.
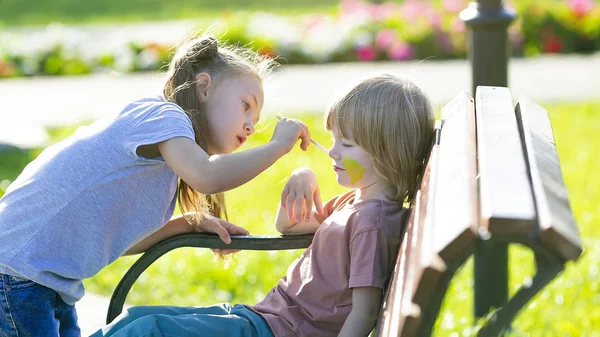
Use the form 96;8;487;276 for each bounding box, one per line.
1;0;599;76
0;0;599;336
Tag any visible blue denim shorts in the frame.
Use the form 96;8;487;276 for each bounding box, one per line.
0;273;80;337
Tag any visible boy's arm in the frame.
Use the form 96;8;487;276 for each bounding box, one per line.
338;287;383;337
275;204;322;234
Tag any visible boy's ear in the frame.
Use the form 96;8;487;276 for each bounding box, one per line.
195;73;211;103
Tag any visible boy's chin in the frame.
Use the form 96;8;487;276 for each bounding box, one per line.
336;177;354;189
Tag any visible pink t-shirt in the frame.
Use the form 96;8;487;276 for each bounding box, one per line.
251;190;407;337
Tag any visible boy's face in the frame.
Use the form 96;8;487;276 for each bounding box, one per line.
328;128;382;190
202;73;264;154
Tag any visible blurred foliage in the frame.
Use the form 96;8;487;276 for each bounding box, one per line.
1;102;599;335
1;0;600;78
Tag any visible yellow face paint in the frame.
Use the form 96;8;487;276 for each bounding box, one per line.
342;157;366;184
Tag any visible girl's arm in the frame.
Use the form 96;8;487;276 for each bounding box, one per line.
158;118;311;195
124;213;249;255
337;287;383;337
275;168;325;235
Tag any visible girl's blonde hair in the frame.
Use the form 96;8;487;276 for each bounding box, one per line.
325;74;435;206
163;33;277;224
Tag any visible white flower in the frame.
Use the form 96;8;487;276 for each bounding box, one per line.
137;48;160;70
113;45;135;72
301;16;352;62
354;30;373;48
246;12;301;45
21;58;40;75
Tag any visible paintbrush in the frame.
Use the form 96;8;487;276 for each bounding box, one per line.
276;116;329;154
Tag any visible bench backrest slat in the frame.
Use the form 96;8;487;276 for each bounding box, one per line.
376;124;442;337
434;91;479;262
515;97;583;261
376;196;421;337
405;124;453;337
476;86;536;235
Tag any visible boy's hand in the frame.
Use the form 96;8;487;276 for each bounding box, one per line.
281;168;324;222
270;117;311;154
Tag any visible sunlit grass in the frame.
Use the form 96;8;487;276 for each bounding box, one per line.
0;0;338;27
1;101;598;335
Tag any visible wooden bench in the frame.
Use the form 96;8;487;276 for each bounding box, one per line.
106;86;583;336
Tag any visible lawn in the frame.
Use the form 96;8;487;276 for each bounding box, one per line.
0;101;598;336
0;0;559;27
0;0;339;26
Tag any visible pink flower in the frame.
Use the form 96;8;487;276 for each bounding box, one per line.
400;0;422;20
356;46;377;61
568;0;595;18
426;9;442;29
442;0;467;13
375;29;397;50
436;31;454;55
372;3;399;21
509;31;525;52
305;14;325;33
541;26;564;53
339;0;371;17
451;17;466;34
543;36;564;53
0;61;16;77
400;0;435;23
388;42;414;60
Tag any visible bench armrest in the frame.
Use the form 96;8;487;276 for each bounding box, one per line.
106;232;314;324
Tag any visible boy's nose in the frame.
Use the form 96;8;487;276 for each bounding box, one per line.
328;147;339;159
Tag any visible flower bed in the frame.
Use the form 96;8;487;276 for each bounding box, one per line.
0;0;598;78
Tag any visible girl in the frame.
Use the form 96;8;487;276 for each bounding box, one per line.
92;74;435;337
0;34;312;336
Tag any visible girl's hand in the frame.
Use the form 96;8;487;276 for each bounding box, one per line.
271;117;311;154
194;214;249;244
194;215;249;255
281;168;324;222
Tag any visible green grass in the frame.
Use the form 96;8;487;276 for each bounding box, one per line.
1;102;599;335
0;0;338;27
0;0;564;27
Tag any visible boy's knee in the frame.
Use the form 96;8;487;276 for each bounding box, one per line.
124;315;163;335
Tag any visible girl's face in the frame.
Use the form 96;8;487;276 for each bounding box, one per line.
328;127;383;190
204;73;264;154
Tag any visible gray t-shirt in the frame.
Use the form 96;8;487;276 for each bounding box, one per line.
0;96;195;305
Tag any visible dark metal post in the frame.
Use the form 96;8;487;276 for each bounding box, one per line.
459;0;516;323
460;0;516;95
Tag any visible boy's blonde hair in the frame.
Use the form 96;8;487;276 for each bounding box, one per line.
325;74;435;206
163;34;277;224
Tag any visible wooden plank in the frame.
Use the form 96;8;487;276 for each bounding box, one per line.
434;91;479;262
375;195;421;337
515;97;583;261
476;86;536;235
409;122;448;323
377;123;444;337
